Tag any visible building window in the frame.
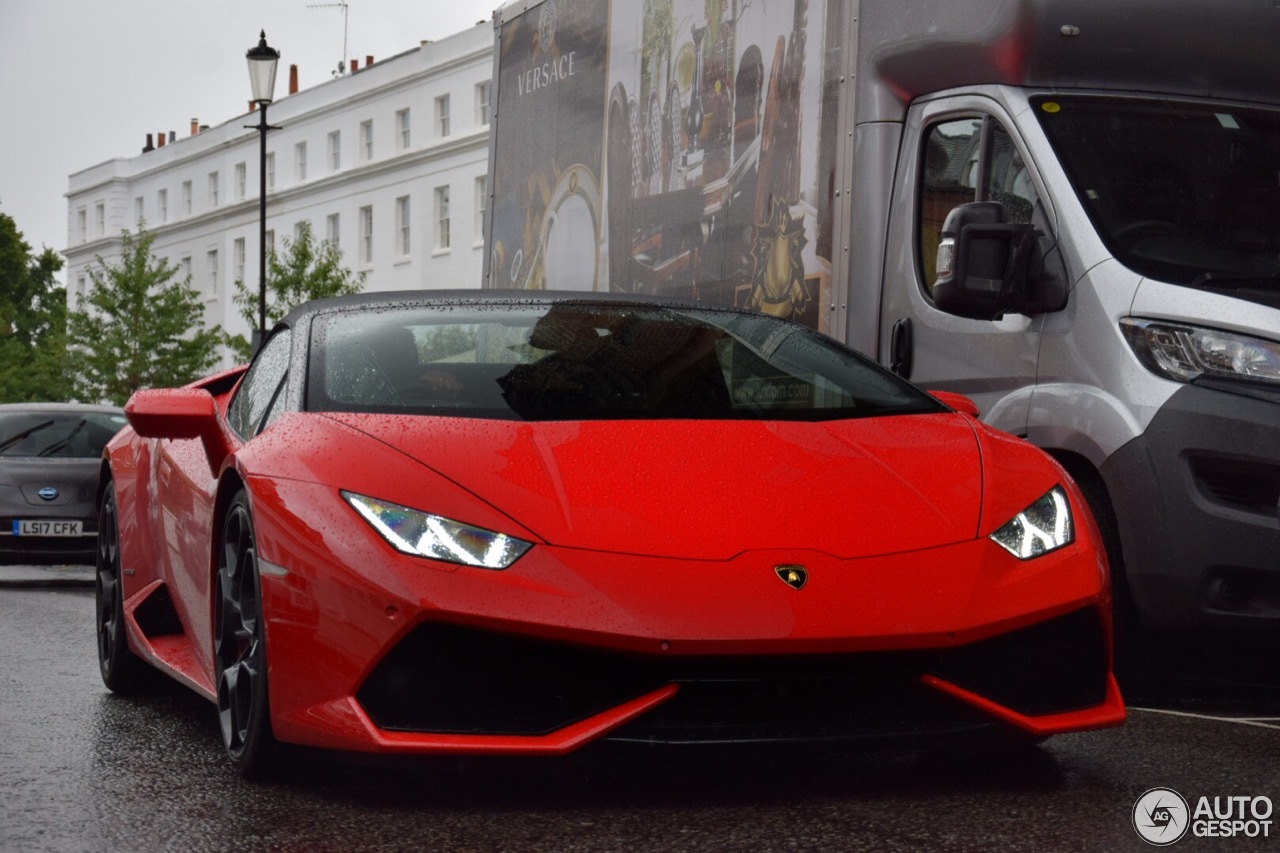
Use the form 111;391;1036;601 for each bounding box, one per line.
158;189;168;223
235;162;247;200
207;249;219;295
234;237;245;284
326;213;340;246
436;95;450;138
295;142;307;182
134;196;144;226
359;206;373;264
182;181;192;216
435;186;451;251
397;108;411;149
266;153;275;190
265;229;275;257
294;220;307;243
77;208;87;243
328;131;341;171
475;176;487;244
395;196;411;257
75;275;86;306
360;120;373;161
477;82;491;126
181;256;192;280
94;203;105;238
208;171;219;208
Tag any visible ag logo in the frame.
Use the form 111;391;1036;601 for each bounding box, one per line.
1133;787;1190;846
774;565;807;590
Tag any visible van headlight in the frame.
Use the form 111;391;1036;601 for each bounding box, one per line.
990;486;1074;560
1121;319;1280;385
343;491;532;569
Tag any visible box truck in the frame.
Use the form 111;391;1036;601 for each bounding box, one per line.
483;0;1280;662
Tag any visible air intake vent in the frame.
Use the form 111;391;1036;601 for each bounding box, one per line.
1192;457;1280;513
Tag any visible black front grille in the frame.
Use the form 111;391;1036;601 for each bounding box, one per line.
1192;456;1280;513
357;624;667;736
609;674;993;745
931;608;1109;716
357;609;1109;741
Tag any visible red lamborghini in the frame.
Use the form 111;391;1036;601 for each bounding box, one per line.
97;291;1124;776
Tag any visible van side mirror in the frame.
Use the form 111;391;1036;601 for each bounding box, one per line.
932;201;1039;320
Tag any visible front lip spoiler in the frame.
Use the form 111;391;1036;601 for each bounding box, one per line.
350;684;681;755
922;673;1127;736
288;674;1124;756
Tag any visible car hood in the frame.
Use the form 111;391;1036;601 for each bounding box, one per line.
321;413;984;561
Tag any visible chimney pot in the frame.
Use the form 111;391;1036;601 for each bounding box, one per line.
250;101;257;113
157;133;166;148
143;133;155;153
169;131;176;143
191;118;199;136
366;55;374;67
351;58;359;72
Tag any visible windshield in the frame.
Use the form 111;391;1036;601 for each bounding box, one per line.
1034;95;1280;308
0;411;126;458
307;302;942;421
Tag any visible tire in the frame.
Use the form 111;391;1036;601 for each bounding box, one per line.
215;490;280;778
96;482;144;693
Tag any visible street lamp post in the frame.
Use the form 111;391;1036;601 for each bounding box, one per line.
246;30;280;355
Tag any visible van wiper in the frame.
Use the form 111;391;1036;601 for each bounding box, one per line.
1190;271;1280;289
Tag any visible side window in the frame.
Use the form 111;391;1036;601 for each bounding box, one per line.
918;116;1040;285
228;329;293;437
985;122;1038;226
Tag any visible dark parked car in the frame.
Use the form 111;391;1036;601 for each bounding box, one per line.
0;403;127;563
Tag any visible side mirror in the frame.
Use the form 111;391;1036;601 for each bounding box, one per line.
932;201;1038;320
928;390;980;418
125;388;216;439
125;388;230;475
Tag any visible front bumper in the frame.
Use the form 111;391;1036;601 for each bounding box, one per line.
252;478;1123;754
1102;379;1280;631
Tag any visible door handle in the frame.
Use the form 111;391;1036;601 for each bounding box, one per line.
890;318;913;379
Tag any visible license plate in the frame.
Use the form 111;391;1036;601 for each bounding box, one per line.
12;520;84;537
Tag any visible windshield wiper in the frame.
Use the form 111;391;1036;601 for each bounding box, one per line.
1190;271;1280;289
37;419;87;457
0;420;56;454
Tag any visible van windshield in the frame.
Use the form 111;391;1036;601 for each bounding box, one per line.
1034;96;1280;309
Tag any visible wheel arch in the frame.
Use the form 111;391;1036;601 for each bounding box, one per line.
208;469;251;629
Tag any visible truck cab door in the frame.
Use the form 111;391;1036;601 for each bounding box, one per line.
880;97;1065;435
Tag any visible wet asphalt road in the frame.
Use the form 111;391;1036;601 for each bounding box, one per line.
2;586;1279;853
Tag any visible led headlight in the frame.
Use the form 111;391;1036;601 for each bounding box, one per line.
1121;319;1280;386
990;486;1074;560
342;491;532;569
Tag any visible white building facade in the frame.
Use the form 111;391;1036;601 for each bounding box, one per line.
64;24;493;363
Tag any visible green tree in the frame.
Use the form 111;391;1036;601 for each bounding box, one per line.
226;221;366;361
67;227;221;405
0;207;71;402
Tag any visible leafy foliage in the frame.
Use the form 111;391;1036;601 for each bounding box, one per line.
67;227;222;405
226;221;366;361
0;207;71;402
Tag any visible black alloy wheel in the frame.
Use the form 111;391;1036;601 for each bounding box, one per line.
215;490;279;777
96;482;143;693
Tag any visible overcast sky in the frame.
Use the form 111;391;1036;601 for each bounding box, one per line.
0;0;502;281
